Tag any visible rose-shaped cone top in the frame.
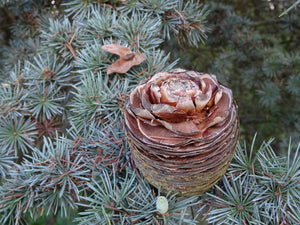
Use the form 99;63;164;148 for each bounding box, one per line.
125;69;239;196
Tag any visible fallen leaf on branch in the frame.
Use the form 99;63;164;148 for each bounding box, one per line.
101;44;146;75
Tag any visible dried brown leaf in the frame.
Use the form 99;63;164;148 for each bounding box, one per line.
101;44;146;75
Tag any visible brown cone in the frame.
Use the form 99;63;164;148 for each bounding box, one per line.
124;69;239;196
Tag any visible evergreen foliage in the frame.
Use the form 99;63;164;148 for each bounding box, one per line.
0;0;299;224
201;135;300;224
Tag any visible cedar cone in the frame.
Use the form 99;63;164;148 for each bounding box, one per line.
124;69;239;196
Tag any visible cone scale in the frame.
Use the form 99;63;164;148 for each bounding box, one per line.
124;69;239;196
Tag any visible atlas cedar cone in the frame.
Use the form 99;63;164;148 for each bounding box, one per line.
125;69;239;196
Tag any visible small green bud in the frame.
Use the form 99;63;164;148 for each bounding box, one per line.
156;196;168;214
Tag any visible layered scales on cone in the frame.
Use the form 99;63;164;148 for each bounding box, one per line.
124;69;239;196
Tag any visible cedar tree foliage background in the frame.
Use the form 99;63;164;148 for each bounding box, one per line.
0;0;299;224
